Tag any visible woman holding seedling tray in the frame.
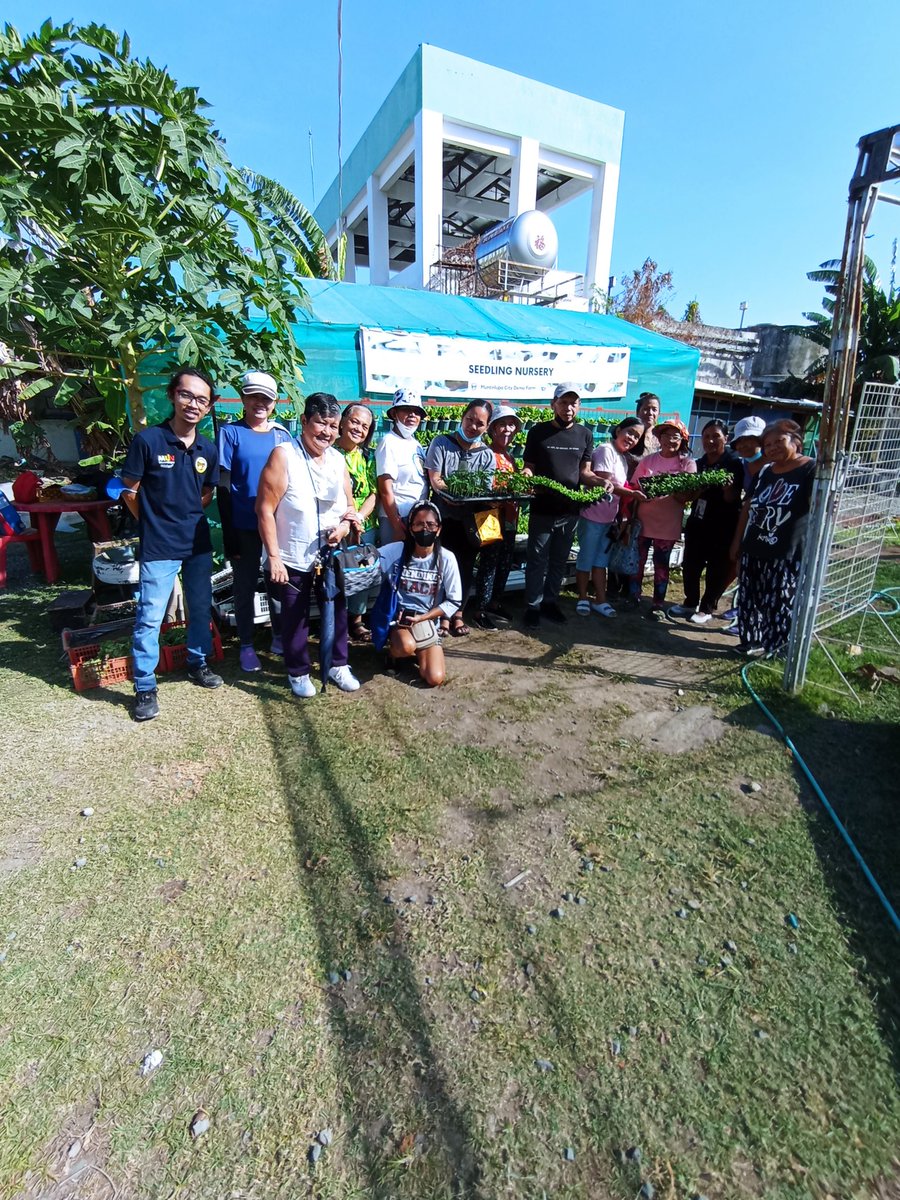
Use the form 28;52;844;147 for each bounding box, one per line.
424;400;495;637
629;418;698;619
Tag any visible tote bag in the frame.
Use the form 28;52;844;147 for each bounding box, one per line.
607;518;642;577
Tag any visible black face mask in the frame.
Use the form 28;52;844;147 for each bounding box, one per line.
412;529;437;548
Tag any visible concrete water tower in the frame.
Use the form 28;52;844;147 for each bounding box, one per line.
314;45;624;304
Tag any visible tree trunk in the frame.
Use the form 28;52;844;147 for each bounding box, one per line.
120;340;147;430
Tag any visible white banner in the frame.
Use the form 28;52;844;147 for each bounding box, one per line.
359;328;630;401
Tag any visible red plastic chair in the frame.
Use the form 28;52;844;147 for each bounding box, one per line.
0;528;45;588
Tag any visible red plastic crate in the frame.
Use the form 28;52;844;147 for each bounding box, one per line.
158;621;224;673
67;647;134;692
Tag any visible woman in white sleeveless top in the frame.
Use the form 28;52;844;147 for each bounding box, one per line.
257;393;362;697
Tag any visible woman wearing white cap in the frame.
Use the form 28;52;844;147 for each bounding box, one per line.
472;405;521;628
375;388;428;543
217;370;293;672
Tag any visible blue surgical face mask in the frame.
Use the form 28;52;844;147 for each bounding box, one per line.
745;450;762;462
456;423;482;445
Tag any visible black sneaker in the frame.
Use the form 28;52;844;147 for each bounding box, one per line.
471;611;498;631
540;601;568;624
188;663;224;689
524;607;541;629
133;688;159;722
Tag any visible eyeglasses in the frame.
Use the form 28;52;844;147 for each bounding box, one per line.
411;522;440;532
174;389;210;404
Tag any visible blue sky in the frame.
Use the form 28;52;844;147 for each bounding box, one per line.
8;0;899;328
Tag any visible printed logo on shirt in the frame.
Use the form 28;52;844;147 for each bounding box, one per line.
157;454;175;469
195;456;208;474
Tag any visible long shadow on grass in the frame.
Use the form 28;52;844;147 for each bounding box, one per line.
254;675;483;1198
729;697;900;1078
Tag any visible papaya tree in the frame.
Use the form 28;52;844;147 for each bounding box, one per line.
0;20;329;459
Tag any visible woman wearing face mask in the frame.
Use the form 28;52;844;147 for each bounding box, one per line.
336;403;378;642
629;417;697;619
472;405;522;629
425;399;495;636
729;419;814;657
668;419;743;624
375;388;428;544
731;415;767;490
378;502;463;686
575;417;647;618
256;393;362;698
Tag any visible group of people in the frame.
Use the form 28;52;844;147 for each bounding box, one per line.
120;369;815;721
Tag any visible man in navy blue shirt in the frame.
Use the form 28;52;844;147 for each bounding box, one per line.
122;368;222;721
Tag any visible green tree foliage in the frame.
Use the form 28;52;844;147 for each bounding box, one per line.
0;20;328;457
786;258;900;385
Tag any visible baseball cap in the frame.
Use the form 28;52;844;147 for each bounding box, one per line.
488;405;522;429
241;370;278;402
732;416;766;441
387;387;427;416
553;383;580;401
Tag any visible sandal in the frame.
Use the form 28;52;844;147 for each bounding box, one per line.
449;616;470;637
348;616;372;643
439;621;450;639
575;599;591;616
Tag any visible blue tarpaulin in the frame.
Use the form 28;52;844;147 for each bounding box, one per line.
290;279;699;422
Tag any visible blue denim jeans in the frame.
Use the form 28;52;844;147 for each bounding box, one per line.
132;553;213;691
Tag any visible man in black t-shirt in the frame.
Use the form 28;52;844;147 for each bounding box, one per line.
522;385;594;627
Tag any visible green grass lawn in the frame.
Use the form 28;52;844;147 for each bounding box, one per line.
0;537;898;1199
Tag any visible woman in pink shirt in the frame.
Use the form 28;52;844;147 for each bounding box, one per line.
629;418;696;619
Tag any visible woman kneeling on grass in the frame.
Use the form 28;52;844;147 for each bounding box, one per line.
378;502;462;687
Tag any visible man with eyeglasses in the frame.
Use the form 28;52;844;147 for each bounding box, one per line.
121;367;222;722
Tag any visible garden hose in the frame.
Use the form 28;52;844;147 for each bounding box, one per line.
740;585;900;936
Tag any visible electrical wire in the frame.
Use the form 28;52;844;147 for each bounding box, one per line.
740;587;900;936
336;0;344;241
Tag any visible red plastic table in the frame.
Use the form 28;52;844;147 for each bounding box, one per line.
14;500;115;585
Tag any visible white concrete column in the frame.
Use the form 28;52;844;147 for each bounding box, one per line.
510;135;539;216
414;108;444;288
585;161;619;298
366;173;389;286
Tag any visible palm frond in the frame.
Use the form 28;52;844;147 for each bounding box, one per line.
240;169;340;281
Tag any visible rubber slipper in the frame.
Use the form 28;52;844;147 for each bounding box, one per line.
450;620;470;637
575;600;591;615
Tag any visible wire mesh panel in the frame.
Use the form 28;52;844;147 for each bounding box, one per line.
815;382;900;631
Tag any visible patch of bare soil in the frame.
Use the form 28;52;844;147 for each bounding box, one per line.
619;705;727;753
20;1095;111;1200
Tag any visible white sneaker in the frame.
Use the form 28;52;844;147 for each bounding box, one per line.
690;611;712;625
289;673;316;698
328;665;361;692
